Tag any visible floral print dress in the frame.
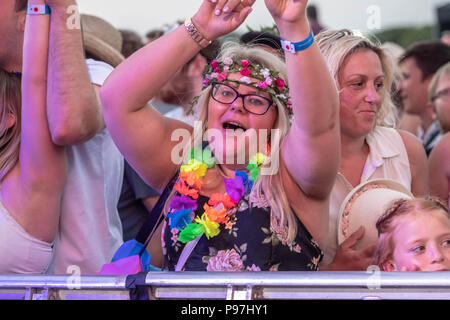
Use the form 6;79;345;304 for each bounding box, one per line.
162;186;323;272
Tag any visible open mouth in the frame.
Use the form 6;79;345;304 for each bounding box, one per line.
222;121;246;132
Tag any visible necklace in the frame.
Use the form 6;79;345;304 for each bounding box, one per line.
167;147;267;243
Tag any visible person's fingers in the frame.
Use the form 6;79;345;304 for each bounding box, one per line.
212;0;230;16
341;226;365;249
401;264;421;272
412;264;422;271
222;0;243;13
237;0;256;10
232;5;253;27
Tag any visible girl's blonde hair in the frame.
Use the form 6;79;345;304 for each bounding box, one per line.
373;197;450;269
316;29;397;128
164;42;299;243
0;70;21;181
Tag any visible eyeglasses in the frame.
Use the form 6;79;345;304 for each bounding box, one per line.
210;82;274;115
432;87;450;102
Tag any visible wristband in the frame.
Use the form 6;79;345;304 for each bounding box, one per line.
27;4;51;15
280;30;314;54
184;18;212;49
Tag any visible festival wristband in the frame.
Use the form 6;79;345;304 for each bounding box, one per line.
184;18;212;49
27;4;51;15
280;30;314;53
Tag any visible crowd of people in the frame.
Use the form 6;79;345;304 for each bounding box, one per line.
0;0;449;275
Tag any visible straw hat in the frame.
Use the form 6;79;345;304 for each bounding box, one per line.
337;179;413;251
81;14;125;68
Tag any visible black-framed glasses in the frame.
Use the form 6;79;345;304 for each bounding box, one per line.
210;82;274;115
432;87;450;102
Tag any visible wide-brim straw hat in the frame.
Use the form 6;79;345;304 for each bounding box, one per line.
337;179;413;251
81;14;125;68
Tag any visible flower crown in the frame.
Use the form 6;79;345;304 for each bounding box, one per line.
189;58;292;116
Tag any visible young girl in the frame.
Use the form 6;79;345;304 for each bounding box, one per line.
374;197;450;272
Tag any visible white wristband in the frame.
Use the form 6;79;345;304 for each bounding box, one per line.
27;5;51;15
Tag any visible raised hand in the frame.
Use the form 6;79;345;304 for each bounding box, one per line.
192;0;255;41
264;0;308;23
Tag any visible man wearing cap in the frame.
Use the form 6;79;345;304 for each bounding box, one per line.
0;0;124;274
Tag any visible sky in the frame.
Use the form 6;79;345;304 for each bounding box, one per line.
76;0;450;38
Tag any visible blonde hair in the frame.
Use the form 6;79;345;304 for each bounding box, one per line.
164;42;299;243
316;29;397;128
429;61;450;105
0;70;21;181
373;197;450;269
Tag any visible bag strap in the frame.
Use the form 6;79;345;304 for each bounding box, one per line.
136;171;179;255
175;235;202;271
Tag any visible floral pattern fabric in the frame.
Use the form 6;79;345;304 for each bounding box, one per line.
162;188;323;272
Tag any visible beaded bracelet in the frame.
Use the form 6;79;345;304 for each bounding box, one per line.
184;18;212;49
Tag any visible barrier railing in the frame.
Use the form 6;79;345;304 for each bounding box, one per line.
1;271;450;300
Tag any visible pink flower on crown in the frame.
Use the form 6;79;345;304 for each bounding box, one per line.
217;72;227;82
223;66;230;73
258;81;268;89
240;76;252;84
203;74;211;86
265;77;273;86
210;60;219;69
240;68;250;76
213;67;221;73
260;68;271;78
241;60;250;67
223;57;233;66
275;78;285;91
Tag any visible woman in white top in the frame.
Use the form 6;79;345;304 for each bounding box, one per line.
0;0;66;273
316;30;429;270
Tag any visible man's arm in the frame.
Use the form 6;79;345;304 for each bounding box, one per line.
46;0;104;146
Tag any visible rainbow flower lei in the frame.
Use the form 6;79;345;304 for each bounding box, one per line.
168;147;267;243
188;57;292;116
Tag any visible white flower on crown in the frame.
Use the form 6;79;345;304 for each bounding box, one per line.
260;68;271;79
240;76;252;84
277;94;287;100
223;66;230;73
223;57;233;66
211;72;219;79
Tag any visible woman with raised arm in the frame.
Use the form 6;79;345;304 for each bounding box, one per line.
0;0;67;273
101;0;339;271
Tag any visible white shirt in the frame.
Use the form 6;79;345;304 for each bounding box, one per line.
48;59;124;274
321;126;412;267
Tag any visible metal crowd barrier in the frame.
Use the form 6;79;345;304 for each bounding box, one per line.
1;271;450;300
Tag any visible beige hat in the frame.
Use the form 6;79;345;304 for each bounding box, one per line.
337;179;414;251
81;14;125;68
